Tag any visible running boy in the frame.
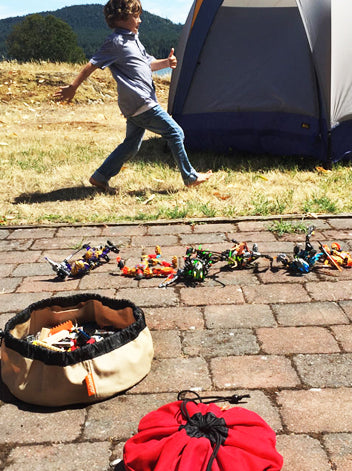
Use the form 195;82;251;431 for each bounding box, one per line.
55;0;212;194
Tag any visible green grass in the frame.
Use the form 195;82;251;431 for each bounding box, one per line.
2;60;352;226
267;219;310;236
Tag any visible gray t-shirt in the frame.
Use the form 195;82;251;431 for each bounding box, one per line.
90;28;157;117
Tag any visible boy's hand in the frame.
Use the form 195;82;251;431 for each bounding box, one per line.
54;85;76;102
168;48;177;69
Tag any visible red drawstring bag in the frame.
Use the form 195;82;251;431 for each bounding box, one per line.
123;391;283;471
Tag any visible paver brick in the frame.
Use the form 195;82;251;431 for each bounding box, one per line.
0;404;85;444
16;275;80;293
148;223;192;235
151;330;182;358
205;303;276;329
0;264;15;277
84;392;175;440
323;229;352;240
339;300;352;321
180;232;228;245
256;268;320;284
0;292;52;314
324;433;352;471
207;268;259;287
327;218;352;230
0;312;15;330
0;278;22;294
227;230;277;242
102;223;147;236
0;251;42;264
131;358;211;393
0;229;10;239
192;222;236;234
306;280;352;301
276;434;331;471
56;226;104;237
116;286;178;307
211;355;300;389
0;239;33;251
78;271;136;290
331;325;352;351
180;285;245;306
257;326;340;354
277;388;352;433
5;442;111;471
182;328;259;357
131;234;178;247
145;306;204;330
242;283;311;304
236;220;271;232
294;353;352;387
12;262;53;277
7;228;57;239
272;301;348;326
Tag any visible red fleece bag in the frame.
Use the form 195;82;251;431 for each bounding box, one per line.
123;392;283;471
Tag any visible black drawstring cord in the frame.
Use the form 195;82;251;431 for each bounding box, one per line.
177;389;250;404
178;390;251;471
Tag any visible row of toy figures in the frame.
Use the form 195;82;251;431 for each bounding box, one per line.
44;239;272;283
44;227;352;285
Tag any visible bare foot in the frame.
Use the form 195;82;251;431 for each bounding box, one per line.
186;170;212;187
89;176;117;195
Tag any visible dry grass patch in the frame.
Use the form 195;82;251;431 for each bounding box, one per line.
1;60;352;226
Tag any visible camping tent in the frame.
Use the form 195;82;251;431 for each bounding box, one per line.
168;0;352;163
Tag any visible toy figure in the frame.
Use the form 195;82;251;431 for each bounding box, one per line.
219;240;273;269
117;246;178;280
318;242;347;270
277;226;321;274
45;240;120;280
159;246;216;287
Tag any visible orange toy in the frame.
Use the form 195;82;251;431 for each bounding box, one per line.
117;246;178;280
322;242;352;268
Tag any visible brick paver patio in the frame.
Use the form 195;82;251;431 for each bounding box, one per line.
1;216;352;470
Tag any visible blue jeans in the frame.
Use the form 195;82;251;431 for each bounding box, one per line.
91;104;198;186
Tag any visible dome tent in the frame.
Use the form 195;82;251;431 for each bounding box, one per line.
168;0;352;163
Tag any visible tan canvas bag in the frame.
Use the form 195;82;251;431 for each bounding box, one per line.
1;294;153;407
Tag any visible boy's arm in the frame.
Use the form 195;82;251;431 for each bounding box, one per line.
151;48;177;72
54;62;98;102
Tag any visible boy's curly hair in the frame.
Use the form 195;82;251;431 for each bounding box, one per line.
104;0;142;28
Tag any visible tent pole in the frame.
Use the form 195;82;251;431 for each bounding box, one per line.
326;131;332;170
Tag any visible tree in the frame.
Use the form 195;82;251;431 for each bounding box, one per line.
6;14;86;63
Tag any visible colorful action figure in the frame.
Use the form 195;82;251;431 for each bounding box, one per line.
219;240;273;269
117;246;178;280
276;226;321;274
159;242;273;287
159;246;215;287
318;242;347;270
45;240;120;280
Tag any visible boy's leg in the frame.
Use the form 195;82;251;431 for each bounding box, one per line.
90;120;145;191
129;105;211;186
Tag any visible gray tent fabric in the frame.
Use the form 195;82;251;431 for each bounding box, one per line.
297;0;352;128
169;0;352;161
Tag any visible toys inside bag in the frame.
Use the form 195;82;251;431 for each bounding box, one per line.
123;391;283;471
1;293;154;406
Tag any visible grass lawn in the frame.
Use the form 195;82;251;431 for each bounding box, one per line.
1;61;352;227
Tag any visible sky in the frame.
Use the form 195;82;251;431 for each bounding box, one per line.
0;0;193;24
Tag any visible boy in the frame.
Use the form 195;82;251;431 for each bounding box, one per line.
55;0;212;194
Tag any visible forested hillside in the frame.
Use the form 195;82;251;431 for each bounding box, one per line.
0;4;183;60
